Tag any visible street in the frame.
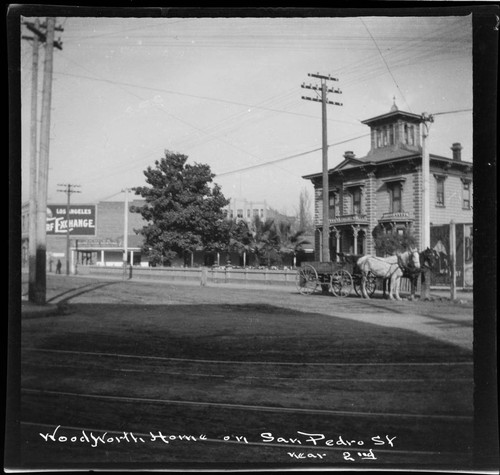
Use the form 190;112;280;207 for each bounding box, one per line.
18;274;474;470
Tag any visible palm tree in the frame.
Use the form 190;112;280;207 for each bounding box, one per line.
228;219;254;267
277;221;311;267
251;215;280;267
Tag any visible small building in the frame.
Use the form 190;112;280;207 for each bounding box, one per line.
303;101;473;286
21;199;148;272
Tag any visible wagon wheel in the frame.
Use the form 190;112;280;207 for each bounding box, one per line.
295;265;319;295
330;269;353;297
354;272;377;297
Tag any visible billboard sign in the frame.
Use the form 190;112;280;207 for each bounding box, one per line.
46;205;96;235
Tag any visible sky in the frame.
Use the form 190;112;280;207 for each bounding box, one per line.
19;12;473;217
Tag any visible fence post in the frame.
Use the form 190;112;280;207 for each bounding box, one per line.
450;220;457;301
200;267;208;287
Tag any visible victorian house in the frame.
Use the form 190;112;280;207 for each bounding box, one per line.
303;101;473;284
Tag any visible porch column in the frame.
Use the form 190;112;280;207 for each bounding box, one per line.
130;251;134;266
332;226;340;261
318;227;323;261
352;225;360;255
100;250;105;265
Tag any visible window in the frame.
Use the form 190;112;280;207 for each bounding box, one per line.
435;176;445;207
376;129;382;148
328;191;339;219
383;127;388;146
247;209;251;218
229;210;234;219
352;188;362;215
389;183;402;213
462;181;471;209
253;209;259;217
389;125;394;145
237;209;243;219
409;125;415;146
260;209;264;218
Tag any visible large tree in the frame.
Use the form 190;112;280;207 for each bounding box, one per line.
132;151;230;265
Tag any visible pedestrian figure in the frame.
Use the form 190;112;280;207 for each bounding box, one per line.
56;260;62;274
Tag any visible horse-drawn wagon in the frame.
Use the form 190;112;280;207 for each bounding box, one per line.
295;253;377;297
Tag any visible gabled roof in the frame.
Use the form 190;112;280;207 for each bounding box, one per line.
302;152;473;181
357;147;420;163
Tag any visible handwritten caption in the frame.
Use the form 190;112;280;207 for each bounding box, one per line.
39;427;396;461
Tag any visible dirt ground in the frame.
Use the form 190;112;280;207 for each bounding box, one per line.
14;275;475;471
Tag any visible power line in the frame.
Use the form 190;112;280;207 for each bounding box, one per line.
215;133;370;177
47;68;358;126
432;108;472;117
52;55;325;183
359;18;412;112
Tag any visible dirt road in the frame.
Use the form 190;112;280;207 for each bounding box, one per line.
16;274;474;470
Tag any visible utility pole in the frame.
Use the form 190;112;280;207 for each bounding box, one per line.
122;188;130;280
301;73;342;262
27;17;63;304
420;112;434;300
22;19;40;302
57;184;81;275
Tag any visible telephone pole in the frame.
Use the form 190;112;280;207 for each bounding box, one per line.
57;184;81;275
22;19;41;302
122;188;130;280
24;17;63;304
301;73;342;262
420;112;434;300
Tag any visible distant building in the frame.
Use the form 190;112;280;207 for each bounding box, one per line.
224;198;268;223
21;200;148;271
303;101;473;286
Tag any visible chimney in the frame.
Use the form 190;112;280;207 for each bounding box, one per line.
344;151;355;160
451;143;462;161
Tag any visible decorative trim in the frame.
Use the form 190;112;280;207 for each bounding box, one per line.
343;181;365;189
382;176;407;184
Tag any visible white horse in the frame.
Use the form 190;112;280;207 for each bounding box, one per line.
357;248;420;301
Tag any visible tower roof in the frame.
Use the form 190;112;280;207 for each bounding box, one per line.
361;100;421;126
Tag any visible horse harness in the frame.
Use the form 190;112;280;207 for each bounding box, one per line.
367;256;405;280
